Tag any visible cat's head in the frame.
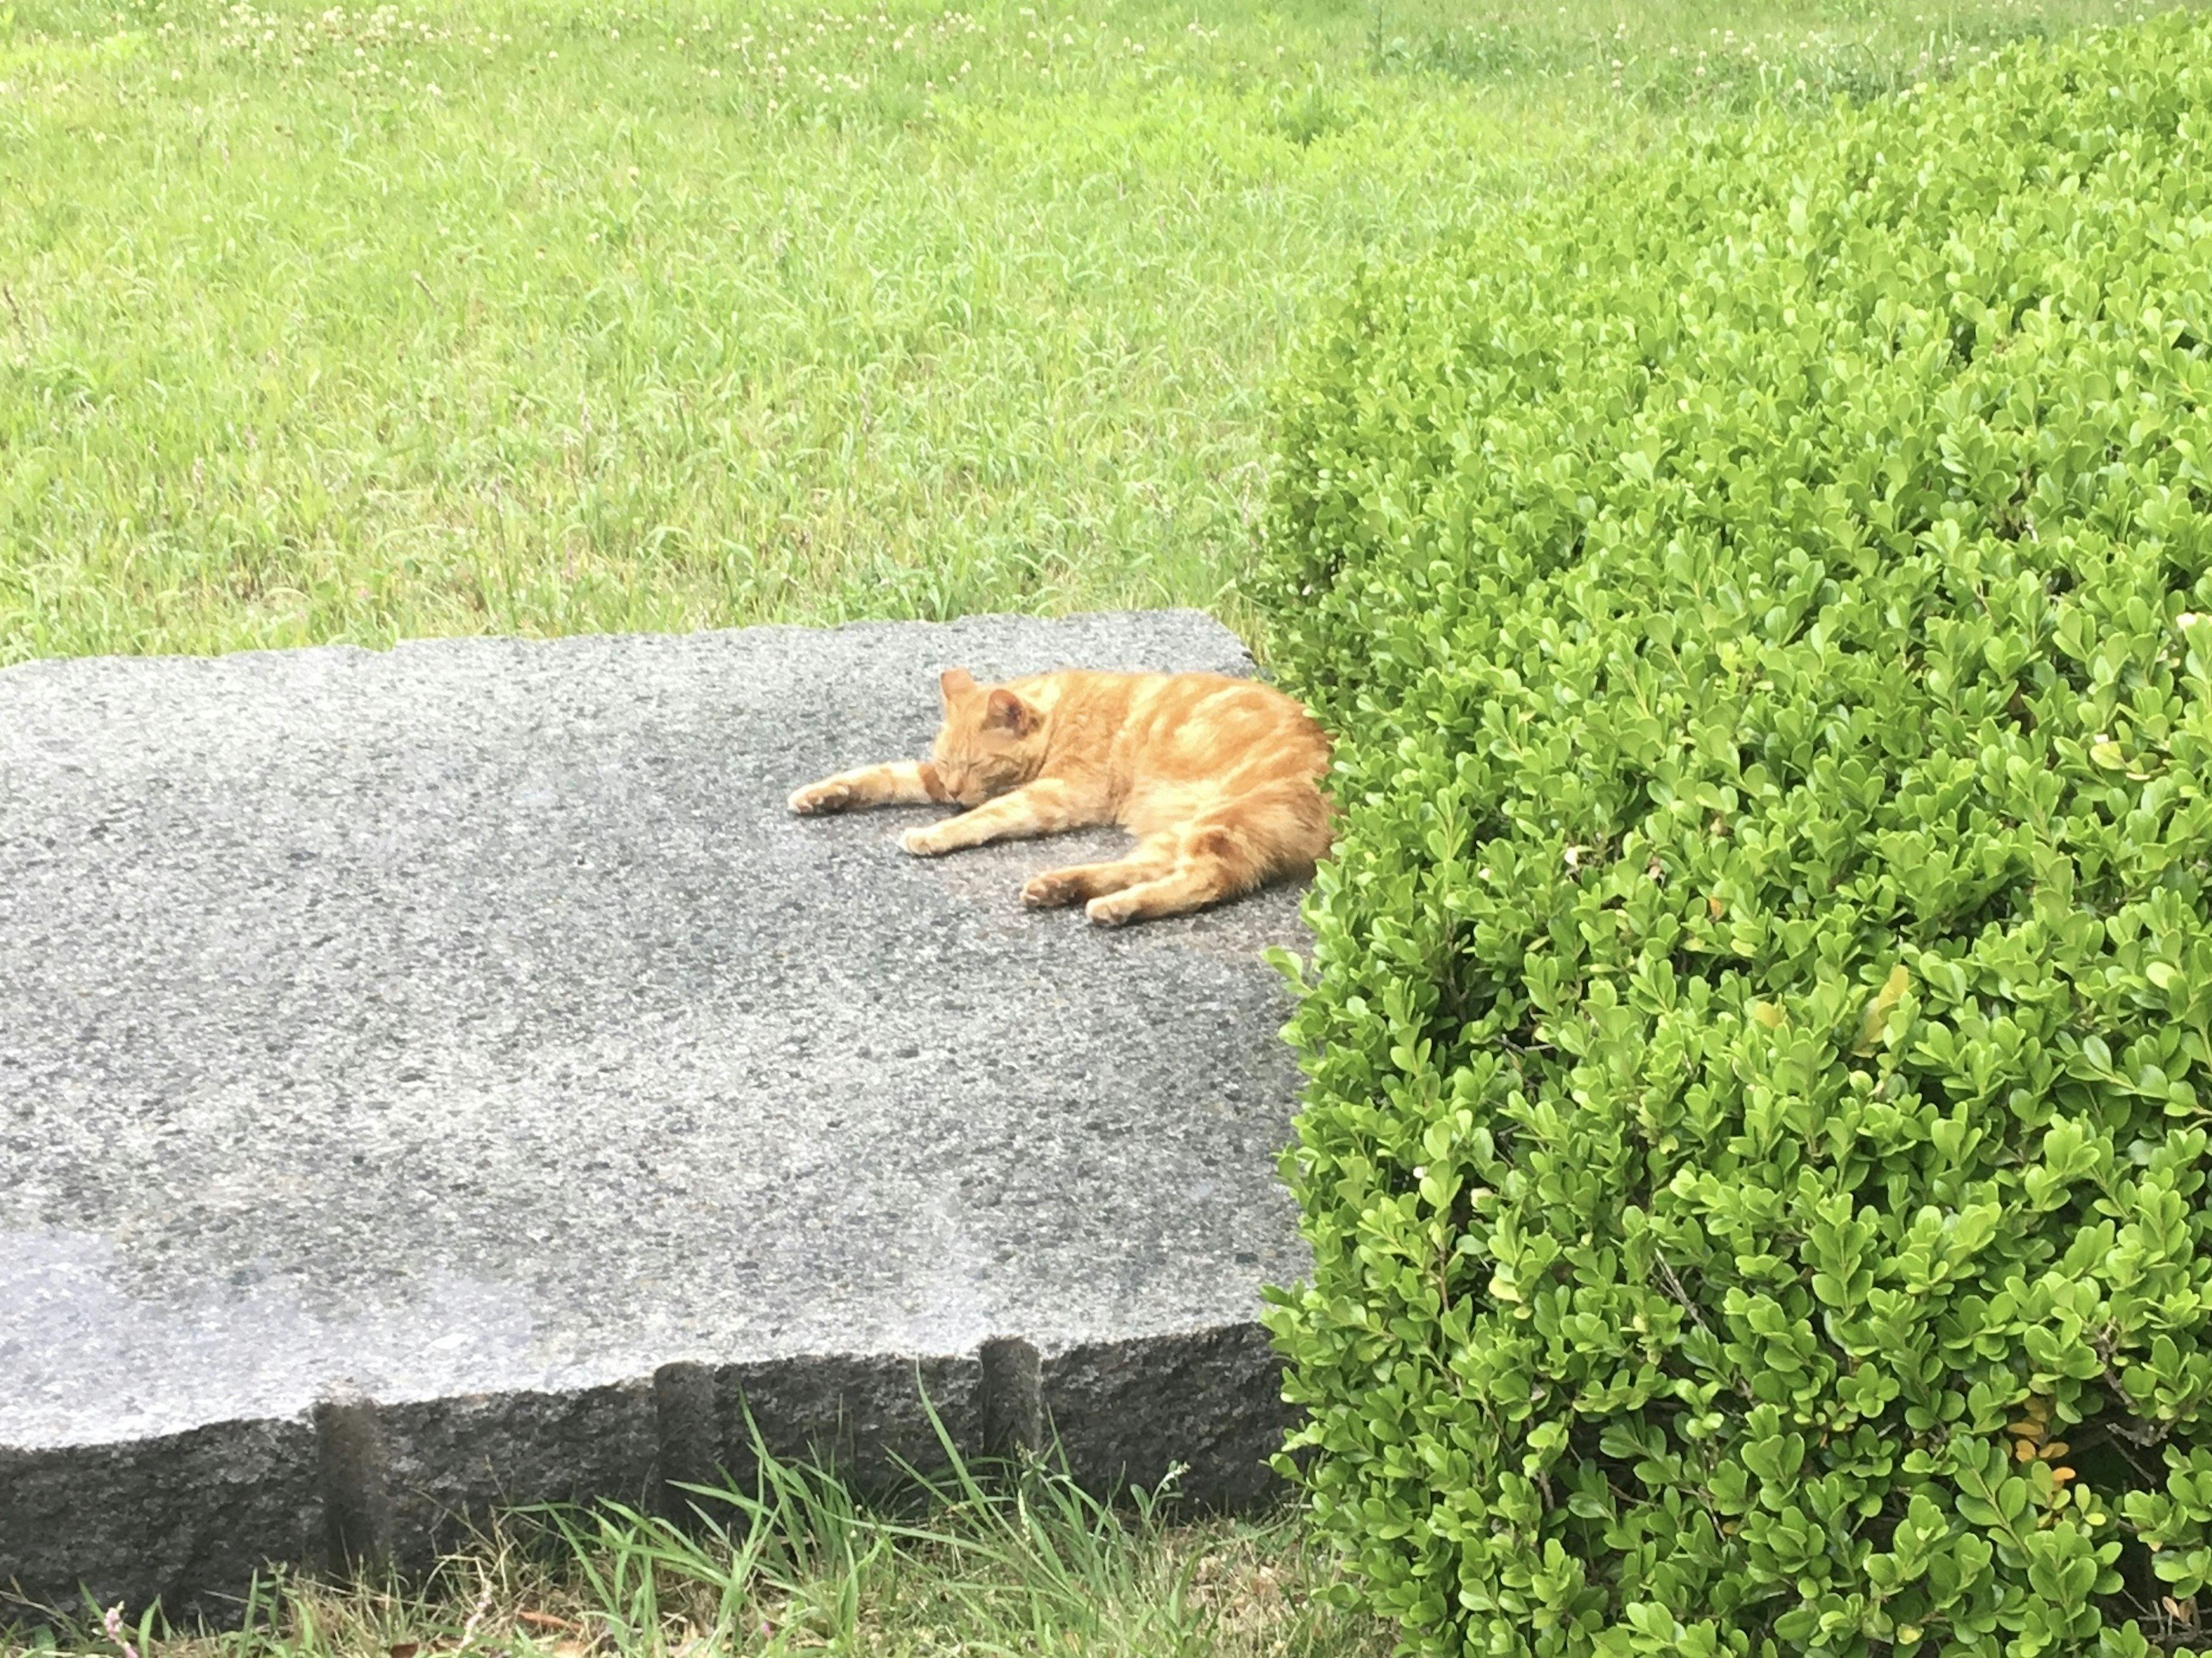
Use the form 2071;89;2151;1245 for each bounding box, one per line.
927;668;1043;807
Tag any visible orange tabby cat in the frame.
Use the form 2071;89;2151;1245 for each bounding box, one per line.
787;668;1332;925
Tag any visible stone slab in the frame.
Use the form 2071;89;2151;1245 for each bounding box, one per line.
0;612;1311;1624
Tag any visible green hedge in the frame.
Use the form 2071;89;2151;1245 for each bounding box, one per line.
1256;16;2212;1655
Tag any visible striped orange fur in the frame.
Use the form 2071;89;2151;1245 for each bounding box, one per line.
787;667;1333;925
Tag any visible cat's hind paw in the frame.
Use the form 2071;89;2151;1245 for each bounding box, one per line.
788;781;854;815
1022;871;1087;909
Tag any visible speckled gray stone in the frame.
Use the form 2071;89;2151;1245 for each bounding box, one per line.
0;612;1311;1625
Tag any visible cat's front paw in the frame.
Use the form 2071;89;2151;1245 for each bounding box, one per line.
788;781;854;815
1085;894;1138;927
900;824;950;857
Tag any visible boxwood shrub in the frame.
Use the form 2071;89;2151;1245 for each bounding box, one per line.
1256;15;2212;1655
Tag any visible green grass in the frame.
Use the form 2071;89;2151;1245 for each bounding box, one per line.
9;1431;1390;1657
2;0;2192;663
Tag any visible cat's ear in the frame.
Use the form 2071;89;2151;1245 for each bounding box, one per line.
939;668;976;705
983;687;1036;736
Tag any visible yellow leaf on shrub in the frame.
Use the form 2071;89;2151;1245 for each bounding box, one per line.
1855;965;1910;1054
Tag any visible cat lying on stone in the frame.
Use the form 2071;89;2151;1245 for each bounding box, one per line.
788;667;1332;925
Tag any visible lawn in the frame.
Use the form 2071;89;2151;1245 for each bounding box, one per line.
1;0;2181;663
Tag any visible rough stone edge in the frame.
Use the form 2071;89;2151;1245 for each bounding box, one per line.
0;1415;321;1630
1;1321;1286;1629
1041;1320;1294;1512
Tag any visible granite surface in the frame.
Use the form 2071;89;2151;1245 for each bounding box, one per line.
0;612;1312;1622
